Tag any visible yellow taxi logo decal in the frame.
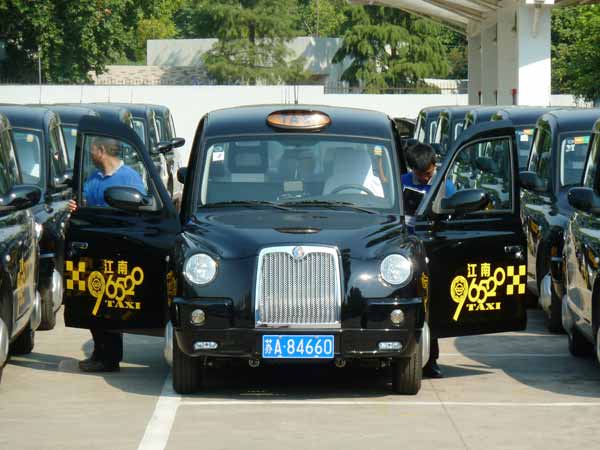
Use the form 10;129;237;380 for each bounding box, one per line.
66;259;145;316
450;263;526;322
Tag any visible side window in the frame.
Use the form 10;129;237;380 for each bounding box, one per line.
453;120;465;140
560;134;589;187
444;137;513;212
435;116;449;147
49;125;67;181
528;125;552;187
12;130;42;186
583;133;600;189
414;113;425;141
0;130;17;194
80;134;156;210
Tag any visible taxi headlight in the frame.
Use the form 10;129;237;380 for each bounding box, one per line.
183;254;217;286
380;254;412;286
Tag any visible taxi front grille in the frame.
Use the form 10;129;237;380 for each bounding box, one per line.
255;246;341;328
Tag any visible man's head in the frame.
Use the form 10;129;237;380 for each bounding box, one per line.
90;136;121;170
406;142;437;184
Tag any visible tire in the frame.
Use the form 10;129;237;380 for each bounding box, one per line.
38;286;56;331
10;322;34;356
391;339;422;395
172;337;202;394
568;325;593;357
546;280;564;333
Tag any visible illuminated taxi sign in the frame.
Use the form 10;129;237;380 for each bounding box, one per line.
267;110;331;131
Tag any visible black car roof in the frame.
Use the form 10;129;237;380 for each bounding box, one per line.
105;103;153;119
70;104;132;124
493;106;563;126
541;108;600;134
45;105;99;125
203;105;394;140
466;106;503;123
0;105;57;130
440;106;474;118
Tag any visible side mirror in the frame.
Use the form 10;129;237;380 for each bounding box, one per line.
156;141;173;154
568;187;600;214
519;171;548;192
177;167;187;184
104;186;153;211
0;185;42;210
440;188;489;213
171;137;185;149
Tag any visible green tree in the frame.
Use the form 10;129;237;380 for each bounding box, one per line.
550;5;599;99
296;0;347;37
332;6;451;92
0;0;139;82
194;0;309;84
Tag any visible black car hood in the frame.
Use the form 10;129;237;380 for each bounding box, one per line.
180;209;406;260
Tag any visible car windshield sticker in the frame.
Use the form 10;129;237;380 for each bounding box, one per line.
65;259;145;316
520;134;529;142
574;136;589;145
450;263;526;321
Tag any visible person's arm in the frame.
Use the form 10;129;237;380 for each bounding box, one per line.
445;178;457;197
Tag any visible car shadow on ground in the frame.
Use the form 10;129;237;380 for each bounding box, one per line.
451;311;600;399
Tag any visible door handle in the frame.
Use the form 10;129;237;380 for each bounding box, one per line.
70;241;88;250
505;245;524;260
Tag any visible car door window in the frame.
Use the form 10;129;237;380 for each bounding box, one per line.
12;129;43;186
81;134;157;210
515;127;534;169
132;120;147;147
444;137;513;212
49;125;67;182
435;115;449;149
528;124;552;189
0;130;17;194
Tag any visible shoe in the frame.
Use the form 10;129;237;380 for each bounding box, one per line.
78;358;120;372
423;360;443;378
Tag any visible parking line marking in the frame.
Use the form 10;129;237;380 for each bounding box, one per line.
138;375;180;450
440;353;570;357
180;400;600;407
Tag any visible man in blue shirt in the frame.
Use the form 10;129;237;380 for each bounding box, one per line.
68;136;146;372
401;142;456;379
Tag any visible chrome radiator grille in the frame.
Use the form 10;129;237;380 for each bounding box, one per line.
255;246;341;328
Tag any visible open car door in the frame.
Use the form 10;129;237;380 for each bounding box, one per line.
414;120;527;338
63;116;180;333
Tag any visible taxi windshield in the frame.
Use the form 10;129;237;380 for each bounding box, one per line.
199;135;397;211
13;129;43;185
516;127;535;169
560;132;590;187
132;119;147;146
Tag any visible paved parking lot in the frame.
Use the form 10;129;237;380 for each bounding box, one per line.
2;309;600;450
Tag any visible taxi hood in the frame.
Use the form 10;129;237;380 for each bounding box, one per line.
182;210;405;260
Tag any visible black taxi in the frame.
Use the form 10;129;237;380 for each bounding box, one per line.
413;105;446;145
563;117;600;360
0;112;43;383
520;109;600;332
63;105;528;395
0;105;72;330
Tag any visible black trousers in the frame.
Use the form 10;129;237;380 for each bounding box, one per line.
428;337;440;364
90;328;123;364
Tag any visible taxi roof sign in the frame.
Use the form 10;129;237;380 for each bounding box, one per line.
267;110;331;131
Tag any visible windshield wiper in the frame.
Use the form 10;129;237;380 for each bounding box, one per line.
281;200;376;214
205;200;292;211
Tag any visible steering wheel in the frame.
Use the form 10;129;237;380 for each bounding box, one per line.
329;184;376;198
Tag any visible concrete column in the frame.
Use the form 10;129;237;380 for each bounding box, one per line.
467;31;482;105
481;22;498;105
516;1;552;105
496;1;518;105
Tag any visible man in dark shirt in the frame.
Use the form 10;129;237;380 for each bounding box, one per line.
68;136;146;372
402;142;455;379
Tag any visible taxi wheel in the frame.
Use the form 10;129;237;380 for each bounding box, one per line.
568;326;593;357
391;341;422;395
172;339;202;394
546;280;564;334
10;323;34;356
38;288;56;331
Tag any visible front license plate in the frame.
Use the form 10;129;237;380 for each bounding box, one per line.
262;335;334;359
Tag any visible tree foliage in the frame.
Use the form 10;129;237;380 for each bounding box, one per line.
332;6;451;91
295;0;348;37
196;0;309;85
551;5;600;101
